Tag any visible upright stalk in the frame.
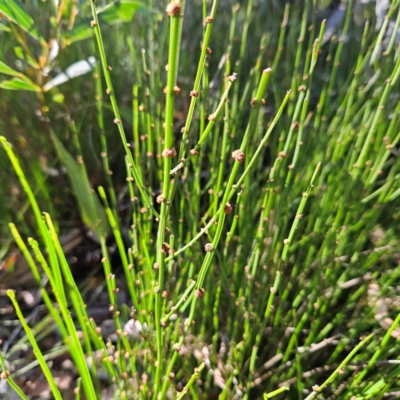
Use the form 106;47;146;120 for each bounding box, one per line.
154;2;182;397
89;0;158;217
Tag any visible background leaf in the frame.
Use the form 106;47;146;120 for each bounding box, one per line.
0;77;40;91
0;0;46;45
0;61;21;77
62;0;150;44
51;132;109;236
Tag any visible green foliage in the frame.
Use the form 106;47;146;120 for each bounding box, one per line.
1;0;400;399
51;131;109;236
0;0;45;44
63;0;152;44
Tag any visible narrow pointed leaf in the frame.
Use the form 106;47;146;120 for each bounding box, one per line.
51;132;109;236
0;77;40;91
0;0;46;45
0;60;21;77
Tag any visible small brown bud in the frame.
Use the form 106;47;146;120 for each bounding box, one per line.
224;202;232;214
156;194;165;204
204;243;213;252
250;98;257;106
107;65;112;71
291;121;300;130
298;85;306;91
205;16;213;24
206;47;212;54
173;86;181;95
162;148;177;158
90;20;97;27
228;73;237;82
0;370;10;379
114;118;121;124
190;90;199;97
232;149;245;163
161;242;170;254
208;114;216;121
279;151;287;158
195;288;205;298
190;149;199;155
166;1;181;16
283;238;289;245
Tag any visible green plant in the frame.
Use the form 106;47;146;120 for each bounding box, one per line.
1;0;400;399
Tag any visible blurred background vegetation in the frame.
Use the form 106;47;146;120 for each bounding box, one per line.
1;0;400;398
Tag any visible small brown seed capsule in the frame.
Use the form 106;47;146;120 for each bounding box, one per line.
204;243;213;252
228;73;237;82
161;242;170;254
232;149;245;163
166;1;181;16
195;288;205;298
279;151;287;158
291;121;300;130
173;86;181;95
156;194;165;204
162;148;177;158
0;370;10;379
190;149;199;155
224;202;232;214
90;20;97;27
206;47;212;54
205;16;213;24
190;90;199;97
